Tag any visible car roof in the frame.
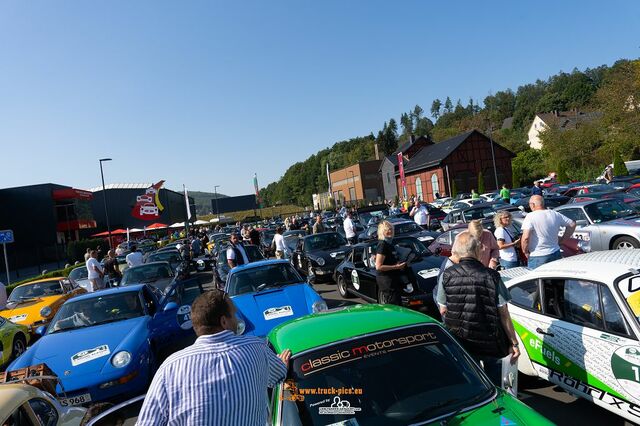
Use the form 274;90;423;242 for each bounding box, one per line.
268;304;438;355
130;261;170;268
15;277;66;288
302;231;339;239
228;259;290;273
555;198;619;208
71;285;145;301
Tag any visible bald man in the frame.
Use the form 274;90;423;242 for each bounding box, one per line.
521;195;576;269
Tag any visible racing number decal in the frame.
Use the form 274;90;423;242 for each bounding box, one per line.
351;270;360;290
177;305;192;330
611;346;640;401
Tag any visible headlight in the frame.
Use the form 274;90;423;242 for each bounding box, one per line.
236;317;246;335
577;240;591;253
315;257;326;266
312;300;328;313
40;307;52;317
111;351;132;368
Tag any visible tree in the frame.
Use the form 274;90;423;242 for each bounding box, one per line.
556;162;569;184
451;180;458;198
477;171;485;194
613;151;629;176
412;104;424;123
443;97;453;114
400;113;413;136
430;99;442;120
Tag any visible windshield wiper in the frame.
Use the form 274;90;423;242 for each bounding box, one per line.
92;318;129;326
49;323;92;334
256;281;292;292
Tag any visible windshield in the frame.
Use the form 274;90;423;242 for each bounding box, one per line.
584;200;636;223
304;233;347;251
227;263;301;296
394;222;422;234
217;244;265;265
8;281;64;302
68;268;88;281
147;251;182;264
121;264;173;285
49;292;144;333
283;324;493;425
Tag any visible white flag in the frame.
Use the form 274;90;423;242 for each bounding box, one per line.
326;163;332;196
184;185;192;220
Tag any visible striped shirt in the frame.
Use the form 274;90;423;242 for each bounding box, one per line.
136;330;287;426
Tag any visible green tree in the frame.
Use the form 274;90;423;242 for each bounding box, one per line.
477;171;485;194
412;104;424;123
556;162;569;184
430;99;442;119
613;151;629;176
399;113;413;137
443;97;453;114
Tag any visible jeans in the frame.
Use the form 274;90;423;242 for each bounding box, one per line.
527;250;561;269
500;259;520;269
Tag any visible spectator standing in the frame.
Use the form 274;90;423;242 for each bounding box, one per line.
284;217;291;231
389;202;399;216
86;250;105;291
312;215;326;234
136;290;290;426
468;219;500;269
84;248;92;262
499;184;511;203
343;212;357;244
191;238;202;257
102;249;122;286
531;181;542;196
439;232;520;386
273;227;286;259
471;189;480;199
374;221;407;306
227;233;249;268
0;281;7;310
409;200;430;230
249;227;261;246
493;211;520;269
96;245;104;262
125;245;144;268
521;195;576;269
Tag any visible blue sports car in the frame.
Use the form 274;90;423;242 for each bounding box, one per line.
8;278;207;406
225;260;327;336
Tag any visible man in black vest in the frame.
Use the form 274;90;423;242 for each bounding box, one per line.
441;231;520;387
227;233;250;269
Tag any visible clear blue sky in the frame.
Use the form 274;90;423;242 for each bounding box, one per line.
1;1;638;196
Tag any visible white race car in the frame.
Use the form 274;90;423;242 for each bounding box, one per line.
500;251;640;423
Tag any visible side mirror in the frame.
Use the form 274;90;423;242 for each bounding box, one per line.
576;219;588;227
163;301;179;312
35;326;47;336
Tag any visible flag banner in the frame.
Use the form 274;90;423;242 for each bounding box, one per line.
397;152;407;198
326;163;332;197
131;180;165;220
184;185;192;220
253;173;263;208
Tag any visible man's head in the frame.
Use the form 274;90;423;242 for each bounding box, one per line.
502;184;507;189
191;290;238;336
108;249;116;258
451;231;480;260
90;250;98;259
534;181;540;187
130;245;138;252
316;215;322;224
230;233;240;245
529;195;545;211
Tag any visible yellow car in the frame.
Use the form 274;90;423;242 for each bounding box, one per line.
0;278;86;333
0;316;30;367
0;383;86;425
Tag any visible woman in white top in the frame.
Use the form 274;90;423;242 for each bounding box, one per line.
493;210;520;269
272;227;287;259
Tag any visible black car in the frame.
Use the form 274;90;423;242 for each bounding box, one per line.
144;249;184;271
441;201;523;231
212;244;265;288
358;218;439;245
120;261;176;293
334;236;444;318
514;195;570;212
260;229;276;257
290;232;351;282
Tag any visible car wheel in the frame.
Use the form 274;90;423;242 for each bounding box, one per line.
337;275;354;298
11;334;26;361
613;236;640;250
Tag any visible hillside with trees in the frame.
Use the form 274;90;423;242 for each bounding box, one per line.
261;59;640;207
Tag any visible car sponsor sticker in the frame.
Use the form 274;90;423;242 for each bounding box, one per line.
263;306;294;320
8;314;27;323
618;275;640;317
417;268;439;279
611;346;640;399
71;345;110;366
177;305;192;330
351;270;360;290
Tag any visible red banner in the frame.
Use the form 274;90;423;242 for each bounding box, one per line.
131;181;165;221
397;152;407;198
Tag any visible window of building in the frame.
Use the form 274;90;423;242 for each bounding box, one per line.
415;178;423;201
431;174;440;197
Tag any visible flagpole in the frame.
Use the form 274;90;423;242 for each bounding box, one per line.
254;173;263;219
183;184;190;235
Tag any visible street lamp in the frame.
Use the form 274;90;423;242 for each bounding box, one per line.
99;158;113;249
213;185;220;221
348;171;355;203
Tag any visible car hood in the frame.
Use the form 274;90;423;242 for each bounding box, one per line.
0;295;62;323
307;247;351;263
405;230;439;241
409;256;446;292
232;284;317;337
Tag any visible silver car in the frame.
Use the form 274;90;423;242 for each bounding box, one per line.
555;199;640;250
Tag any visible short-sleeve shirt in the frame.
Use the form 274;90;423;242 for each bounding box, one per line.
226;244;249;264
86;257;103;279
521;209;575;257
126;251;144;268
494;226;518;262
375;240;398;276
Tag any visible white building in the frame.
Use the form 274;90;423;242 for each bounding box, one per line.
526;110;602;150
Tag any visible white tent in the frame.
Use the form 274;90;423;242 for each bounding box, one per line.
169;222;185;228
194;220;209;225
129;228;145;233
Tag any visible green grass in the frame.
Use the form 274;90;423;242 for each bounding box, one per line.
199;205;305;222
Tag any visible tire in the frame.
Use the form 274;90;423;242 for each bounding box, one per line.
337;275;354;298
11;334;27;361
612;236;640;250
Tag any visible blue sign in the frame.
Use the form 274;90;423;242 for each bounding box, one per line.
0;230;14;244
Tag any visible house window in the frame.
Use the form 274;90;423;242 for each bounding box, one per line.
415;178;423;201
431;174;440;197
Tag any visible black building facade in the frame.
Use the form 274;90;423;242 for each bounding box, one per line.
211;194;258;215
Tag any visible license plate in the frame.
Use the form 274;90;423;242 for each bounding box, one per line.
59;393;92;406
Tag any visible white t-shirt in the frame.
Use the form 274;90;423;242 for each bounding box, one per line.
126;251;144;267
412;205;429;226
343;218;356;238
273;234;286;251
494;226;518;262
86;257;103;279
521;209;575;257
227;244;250;265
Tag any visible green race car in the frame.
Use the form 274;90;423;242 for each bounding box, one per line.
267;304;552;425
0;316;30;367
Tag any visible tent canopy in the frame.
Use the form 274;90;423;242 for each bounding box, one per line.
146;222;168;229
193;220;209;225
169;222;185;228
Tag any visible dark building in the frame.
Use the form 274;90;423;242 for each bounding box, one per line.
89;184;195;230
211;194;258;215
0;183;97;273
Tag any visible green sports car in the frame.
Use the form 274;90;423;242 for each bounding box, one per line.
268;304;552;425
0;316;30;367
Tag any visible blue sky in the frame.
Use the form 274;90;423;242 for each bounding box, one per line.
1;1;638;196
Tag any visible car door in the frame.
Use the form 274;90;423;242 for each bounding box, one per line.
343;248;364;297
357;245;379;300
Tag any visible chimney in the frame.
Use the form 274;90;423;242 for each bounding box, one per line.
374;143;380;160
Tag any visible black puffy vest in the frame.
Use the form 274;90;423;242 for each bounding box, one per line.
231;244;245;266
442;258;509;358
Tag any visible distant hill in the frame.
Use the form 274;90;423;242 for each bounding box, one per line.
189;191;228;216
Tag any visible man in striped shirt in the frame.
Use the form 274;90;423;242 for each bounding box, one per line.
137;290;291;425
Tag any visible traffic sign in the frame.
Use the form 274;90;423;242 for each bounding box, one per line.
0;230;13;244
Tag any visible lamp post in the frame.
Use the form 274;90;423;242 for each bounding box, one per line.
99;158;113;249
485;120;499;190
213;185;220;221
348;171;355;204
